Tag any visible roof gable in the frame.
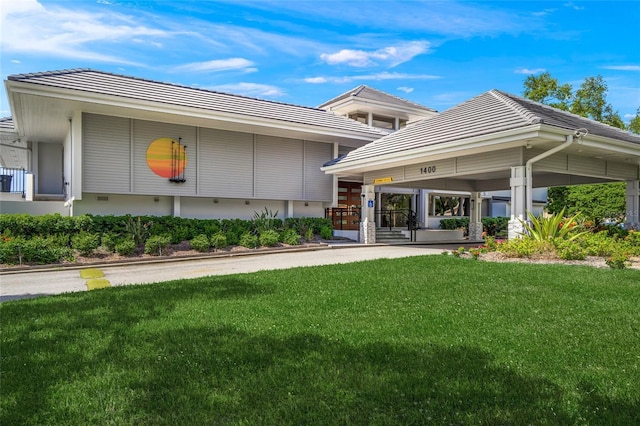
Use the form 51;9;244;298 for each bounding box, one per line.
319;85;435;113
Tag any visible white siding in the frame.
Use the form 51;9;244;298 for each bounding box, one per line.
255;135;303;200
132;120;197;196
304;141;333;201
456;148;521;173
83;113;131;193
198;128;254;198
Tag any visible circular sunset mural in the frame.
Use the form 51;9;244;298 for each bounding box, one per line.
146;137;188;178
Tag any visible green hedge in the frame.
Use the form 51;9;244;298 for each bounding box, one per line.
439;217;509;237
0;213;336;265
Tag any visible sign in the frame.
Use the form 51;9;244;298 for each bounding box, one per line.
373;177;393;184
367;200;374;208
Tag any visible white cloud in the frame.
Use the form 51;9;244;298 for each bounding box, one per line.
304;77;328;84
173;58;257;73
0;0;170;64
320;41;430;68
303;72;440;84
397;87;414;94
515;67;546;75
210;82;285;98
624;113;636;120
602;65;640;72
11;59;21;64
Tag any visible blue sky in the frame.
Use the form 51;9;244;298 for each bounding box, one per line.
1;0;639;122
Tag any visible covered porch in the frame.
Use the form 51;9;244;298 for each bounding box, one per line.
322;90;640;243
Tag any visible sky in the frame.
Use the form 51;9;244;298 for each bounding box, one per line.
1;0;639;122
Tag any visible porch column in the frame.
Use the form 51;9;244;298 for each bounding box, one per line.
285;200;294;218
625;180;640;229
468;192;483;241
173;196;181;217
508;166;527;239
359;184;376;244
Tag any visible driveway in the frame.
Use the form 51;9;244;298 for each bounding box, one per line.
1;244;449;302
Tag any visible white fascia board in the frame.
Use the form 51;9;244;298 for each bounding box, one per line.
322;125;543;174
576;135;640;158
7;81;383;143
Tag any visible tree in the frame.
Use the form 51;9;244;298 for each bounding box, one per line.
547;183;626;224
523;72;572;111
629;107;640;135
523;72;635;222
523;73;628;130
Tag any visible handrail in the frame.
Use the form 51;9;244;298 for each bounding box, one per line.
0;167;26;197
375;208;417;242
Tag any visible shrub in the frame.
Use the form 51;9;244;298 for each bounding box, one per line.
115;239;136;256
0;236;73;265
100;233;117;253
239;232;258;249
320;225;333;240
125;216;153;245
144;235;171;256
210;232;228;251
304;228;314;242
190;234;211;253
554;239;587;260
259;229;280;247
605;250;630;269
71;232;100;256
497;238;551;258
281;229;301;245
252;208;282;233
576;231;618;257
439;218;469;231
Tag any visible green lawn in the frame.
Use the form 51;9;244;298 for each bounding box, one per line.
1;256;639;425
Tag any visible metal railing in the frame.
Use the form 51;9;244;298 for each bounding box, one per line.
0;168;26;197
376;208;417;242
325;207;361;231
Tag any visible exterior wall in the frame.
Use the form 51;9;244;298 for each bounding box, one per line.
82;113;334;202
71;194;326;220
532;150;639;181
0;200;67;215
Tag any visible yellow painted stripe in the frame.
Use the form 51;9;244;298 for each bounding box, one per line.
86;278;111;290
80;268;104;279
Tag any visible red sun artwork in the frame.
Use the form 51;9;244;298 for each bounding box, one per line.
146;138;187;178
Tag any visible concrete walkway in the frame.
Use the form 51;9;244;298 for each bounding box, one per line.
1;244;450;302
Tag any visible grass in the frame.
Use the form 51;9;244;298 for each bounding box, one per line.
1;255;639;425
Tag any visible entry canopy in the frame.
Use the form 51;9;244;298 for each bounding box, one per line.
322;90;640;193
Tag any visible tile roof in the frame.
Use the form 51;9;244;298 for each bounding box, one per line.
319;85;436;112
7;69;385;138
325;89;640;167
0;117;15;130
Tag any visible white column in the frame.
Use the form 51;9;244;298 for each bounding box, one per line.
625;180;640;229
421;190;429;228
173;196;181;217
468;191;483;241
285;200;294;218
508;166;527;239
367;112;373;127
359;184;376;244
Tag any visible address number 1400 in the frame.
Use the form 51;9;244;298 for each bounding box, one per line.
420;165;436;174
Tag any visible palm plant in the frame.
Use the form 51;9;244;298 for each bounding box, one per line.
520;208;588;241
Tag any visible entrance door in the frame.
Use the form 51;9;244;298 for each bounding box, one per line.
38;143;64;194
332;181;362;230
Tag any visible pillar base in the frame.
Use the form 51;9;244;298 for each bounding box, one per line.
359;218;376;244
508;219;525;239
469;222;484;241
